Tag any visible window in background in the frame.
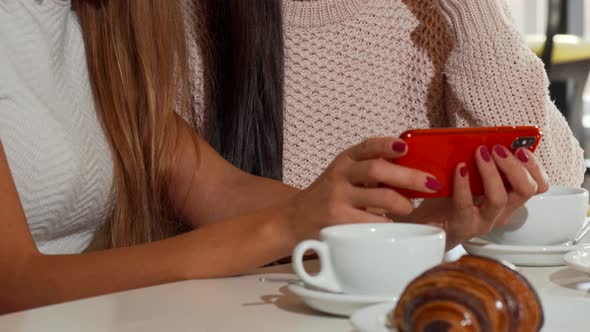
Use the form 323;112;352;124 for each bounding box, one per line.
506;0;547;35
508;1;590;161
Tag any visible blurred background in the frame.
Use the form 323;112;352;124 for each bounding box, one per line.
507;0;590;187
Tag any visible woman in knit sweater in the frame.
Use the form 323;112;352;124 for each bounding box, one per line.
184;0;585;229
187;0;584;186
0;0;547;312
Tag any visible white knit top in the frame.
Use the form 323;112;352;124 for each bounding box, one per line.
0;0;113;254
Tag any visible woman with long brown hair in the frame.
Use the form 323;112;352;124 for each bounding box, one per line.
0;0;546;314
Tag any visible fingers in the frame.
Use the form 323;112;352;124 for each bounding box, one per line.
452;163;473;212
349;186;414;216
347;137;408;162
514;148;550;194
491;145;538;199
345;137;444;194
475;146;508;222
346;159;443;194
451;163;491;237
447;146;549;244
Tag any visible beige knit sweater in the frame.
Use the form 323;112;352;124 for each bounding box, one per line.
184;0;585;189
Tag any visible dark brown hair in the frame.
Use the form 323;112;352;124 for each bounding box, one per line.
204;1;285;180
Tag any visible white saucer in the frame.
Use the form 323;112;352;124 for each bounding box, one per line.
462;238;579;266
287;283;395;317
350;297;590;332
564;245;590;274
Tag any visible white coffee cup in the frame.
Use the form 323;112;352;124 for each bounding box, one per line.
292;223;445;296
485;186;589;246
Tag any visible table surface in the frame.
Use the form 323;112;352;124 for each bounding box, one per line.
1;257;590;332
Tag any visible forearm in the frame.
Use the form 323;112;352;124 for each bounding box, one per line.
534;99;586;186
171;116;299;227
441;0;585;186
209;172;298;219
1;207;293;314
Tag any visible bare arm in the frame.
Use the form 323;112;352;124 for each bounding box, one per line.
168;115;299;228
1;118;445;313
0;138;296;313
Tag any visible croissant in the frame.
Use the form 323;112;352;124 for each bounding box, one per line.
392;255;543;332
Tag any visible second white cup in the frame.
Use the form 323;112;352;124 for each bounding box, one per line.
485;186;589;246
292;223;445;297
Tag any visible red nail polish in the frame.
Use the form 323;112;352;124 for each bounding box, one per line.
460;166;468;177
425;177;443;192
481;146;491;162
516;149;529;163
392;142;407;153
494;145;508;159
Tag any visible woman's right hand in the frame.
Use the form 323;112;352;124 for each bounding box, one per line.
282;137;443;242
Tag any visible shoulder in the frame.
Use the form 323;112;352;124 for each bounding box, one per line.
0;0;71;17
438;0;521;45
0;0;73;67
0;0;72;39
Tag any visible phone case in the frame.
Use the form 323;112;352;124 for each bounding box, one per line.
394;126;542;198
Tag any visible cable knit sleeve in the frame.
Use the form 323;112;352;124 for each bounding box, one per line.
439;0;585;186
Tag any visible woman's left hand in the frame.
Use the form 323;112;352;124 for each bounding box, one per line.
407;145;549;249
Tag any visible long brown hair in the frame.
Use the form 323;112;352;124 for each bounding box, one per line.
73;0;191;249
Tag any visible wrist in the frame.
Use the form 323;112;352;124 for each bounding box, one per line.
260;203;300;257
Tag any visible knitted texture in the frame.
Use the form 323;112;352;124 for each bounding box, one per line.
185;0;585;189
0;1;114;254
183;0;207;130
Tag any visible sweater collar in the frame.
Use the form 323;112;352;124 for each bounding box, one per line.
282;0;365;29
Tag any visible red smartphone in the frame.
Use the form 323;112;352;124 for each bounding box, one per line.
394;126;542;198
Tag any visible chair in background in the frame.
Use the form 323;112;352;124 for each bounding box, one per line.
540;0;564;76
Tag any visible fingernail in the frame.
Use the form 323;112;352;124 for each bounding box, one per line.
425;177;443;192
392;142;407;153
494;145;508;159
516;149;529;163
460;166;468;177
481;146;491;162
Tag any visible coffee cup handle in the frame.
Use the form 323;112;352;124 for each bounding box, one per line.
292;240;342;293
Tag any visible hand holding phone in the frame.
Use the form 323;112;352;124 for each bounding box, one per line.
393;126;542;198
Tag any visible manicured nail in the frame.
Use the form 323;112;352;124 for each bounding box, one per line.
494;145;508;159
481;146;491;162
460;166;468;177
516;149;529;163
425;177;443;192
392;142;407;153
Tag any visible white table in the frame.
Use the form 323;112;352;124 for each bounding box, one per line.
1;261;590;332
